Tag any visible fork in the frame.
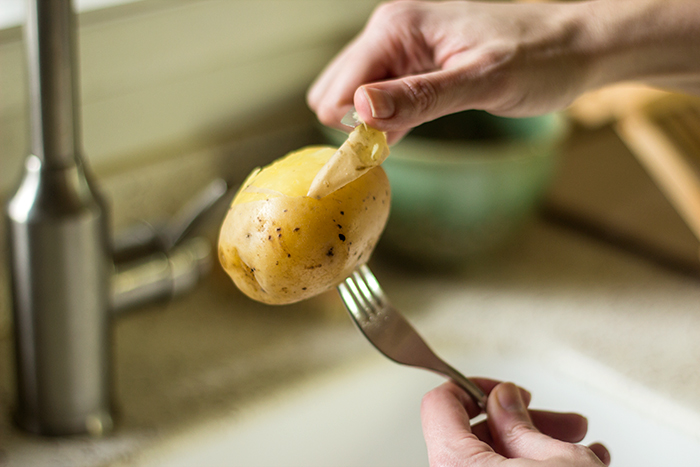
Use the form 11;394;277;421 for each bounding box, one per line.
338;264;488;411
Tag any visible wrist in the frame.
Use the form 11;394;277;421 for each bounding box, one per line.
579;0;700;91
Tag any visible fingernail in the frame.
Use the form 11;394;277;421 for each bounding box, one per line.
496;383;524;412
362;87;395;119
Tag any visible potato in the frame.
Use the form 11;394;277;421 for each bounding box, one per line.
218;125;391;305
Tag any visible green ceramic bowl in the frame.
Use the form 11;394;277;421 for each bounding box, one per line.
323;110;567;266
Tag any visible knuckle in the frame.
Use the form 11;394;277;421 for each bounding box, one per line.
370;0;424;31
372;0;412;22
503;419;538;445
401;76;439;115
562;444;602;463
461;46;527;113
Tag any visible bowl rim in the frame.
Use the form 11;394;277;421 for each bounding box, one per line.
321;112;569;166
388;112;569;165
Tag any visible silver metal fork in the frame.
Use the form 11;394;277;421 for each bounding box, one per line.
338;264;488;410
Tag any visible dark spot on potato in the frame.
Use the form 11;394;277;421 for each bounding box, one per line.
268;235;272;240
302;287;307;291
340;211;344;215
287;253;291;257
276;227;281;231
326;247;334;257
278;234;282;238
293;227;300;232
339;234;346;242
337;224;342;229
283;209;288;212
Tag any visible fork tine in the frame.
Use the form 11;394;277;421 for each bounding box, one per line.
341;277;373;322
338;281;368;322
357;263;387;305
352;269;380;315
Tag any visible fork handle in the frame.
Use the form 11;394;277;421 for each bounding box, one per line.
442;364;488;410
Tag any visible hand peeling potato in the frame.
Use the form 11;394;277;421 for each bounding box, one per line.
218;125;391;305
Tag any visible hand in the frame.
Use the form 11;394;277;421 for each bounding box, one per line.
308;0;700;144
421;380;611;466
308;0;594;143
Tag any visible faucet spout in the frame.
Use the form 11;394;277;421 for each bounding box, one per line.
5;0;113;436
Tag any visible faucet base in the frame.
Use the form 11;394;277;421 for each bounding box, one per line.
7;156;114;437
14;409;114;438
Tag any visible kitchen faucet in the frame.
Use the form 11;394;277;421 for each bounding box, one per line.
5;0;218;436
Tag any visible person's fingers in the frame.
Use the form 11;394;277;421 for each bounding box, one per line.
306;39;355;110
487;383;611;465
529;410;588;443
425;381;609;465
308;3;429;129
421;382;474;438
472;409;587;448
421;382;503;467
487;382;568;459
469;419;493;447
450;378;532;417
588;442;612;466
309;1;443;130
352;55;507;134
307;35;393;128
425;380;531;445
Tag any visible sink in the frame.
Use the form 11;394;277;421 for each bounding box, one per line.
127;346;700;467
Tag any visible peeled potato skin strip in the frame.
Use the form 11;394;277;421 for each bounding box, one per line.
307;125;389;199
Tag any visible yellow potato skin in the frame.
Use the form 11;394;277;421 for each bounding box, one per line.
219;147;391;305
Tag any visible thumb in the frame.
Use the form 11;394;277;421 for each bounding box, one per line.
353;67;485;134
487;382;558;459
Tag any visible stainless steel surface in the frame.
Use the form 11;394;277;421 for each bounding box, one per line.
25;0;81;170
159;179;228;251
112;237;212;314
5;0;112;436
113;179;229;264
5;0;220;437
112;178;228;267
338;264;488;410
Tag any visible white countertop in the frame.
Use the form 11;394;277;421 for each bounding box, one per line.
2;217;700;467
